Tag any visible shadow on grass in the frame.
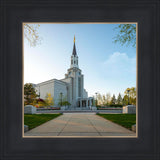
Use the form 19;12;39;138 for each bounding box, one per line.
24;113;62;130
97;113;136;130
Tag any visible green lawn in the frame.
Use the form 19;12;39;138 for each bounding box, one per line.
97;114;136;130
24;114;62;130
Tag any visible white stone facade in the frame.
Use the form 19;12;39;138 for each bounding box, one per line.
35;79;68;106
123;105;136;114
24;105;37;114
34;37;93;109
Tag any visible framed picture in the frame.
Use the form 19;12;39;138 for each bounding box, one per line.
1;0;159;159
23;22;137;138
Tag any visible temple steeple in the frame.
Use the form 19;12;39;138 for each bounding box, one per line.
72;36;77;56
70;36;79;68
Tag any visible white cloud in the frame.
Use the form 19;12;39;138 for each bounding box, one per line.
102;52;136;78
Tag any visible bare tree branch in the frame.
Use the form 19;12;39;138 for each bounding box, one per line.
24;24;41;47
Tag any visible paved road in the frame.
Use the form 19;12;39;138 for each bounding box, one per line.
24;113;136;137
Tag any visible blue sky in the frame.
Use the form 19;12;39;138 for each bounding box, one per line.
24;23;136;97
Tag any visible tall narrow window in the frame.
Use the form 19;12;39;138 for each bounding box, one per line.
72;79;74;100
78;77;81;97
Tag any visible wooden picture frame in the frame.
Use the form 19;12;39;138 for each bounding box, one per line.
0;0;159;159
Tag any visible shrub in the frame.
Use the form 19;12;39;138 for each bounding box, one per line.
108;104;123;107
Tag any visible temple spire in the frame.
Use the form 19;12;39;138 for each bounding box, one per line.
72;36;77;56
74;35;75;43
70;35;79;68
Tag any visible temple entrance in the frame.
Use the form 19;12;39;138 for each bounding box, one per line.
82;100;86;107
78;101;80;107
77;97;93;109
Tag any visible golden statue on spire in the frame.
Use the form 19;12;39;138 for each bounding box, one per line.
74;35;75;43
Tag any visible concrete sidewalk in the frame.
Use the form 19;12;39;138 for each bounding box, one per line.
24;113;136;137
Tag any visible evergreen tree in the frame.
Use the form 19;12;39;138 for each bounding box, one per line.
117;93;123;105
24;83;38;106
110;94;116;105
106;92;111;105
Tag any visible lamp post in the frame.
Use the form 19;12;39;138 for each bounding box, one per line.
95;92;98;107
60;92;63;106
127;89;130;105
39;86;40;98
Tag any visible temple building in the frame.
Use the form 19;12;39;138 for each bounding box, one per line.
35;36;93;109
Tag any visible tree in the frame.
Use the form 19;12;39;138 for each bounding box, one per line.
59;101;71;106
92;96;97;106
125;87;136;98
45;93;54;106
102;94;106;105
24;24;41;47
24;83;38;106
58;94;67;106
114;24;136;47
106;92;111;105
36;98;47;107
97;93;102;105
117;93;123;105
122;95;129;105
110;94;116;105
124;87;136;105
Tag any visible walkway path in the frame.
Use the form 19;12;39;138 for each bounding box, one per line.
24;113;136;137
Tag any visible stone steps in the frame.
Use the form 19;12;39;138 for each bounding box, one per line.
67;107;90;110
